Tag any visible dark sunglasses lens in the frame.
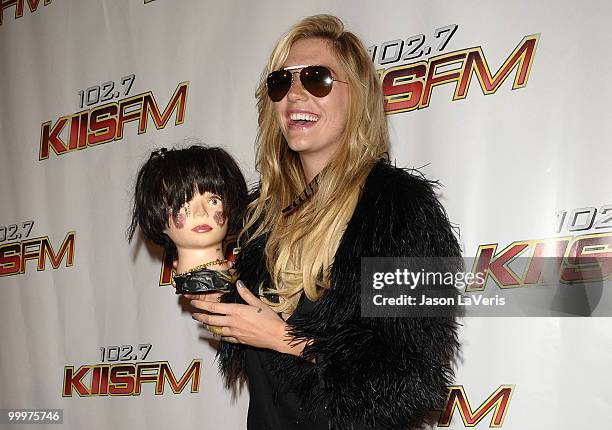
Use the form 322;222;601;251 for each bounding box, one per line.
267;70;292;102
301;66;334;98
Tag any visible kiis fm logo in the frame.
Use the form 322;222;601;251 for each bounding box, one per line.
0;0;51;26
63;344;201;397
39;81;188;160
63;360;201;397
468;205;612;291
370;25;538;114
438;385;514;428
0;220;74;277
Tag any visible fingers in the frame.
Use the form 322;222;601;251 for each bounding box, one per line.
202;323;242;341
184;292;223;302
190;299;241;316
235;280;264;306
203;324;225;337
192;312;231;327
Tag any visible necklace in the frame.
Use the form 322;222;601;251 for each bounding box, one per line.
281;173;321;215
174;258;229;278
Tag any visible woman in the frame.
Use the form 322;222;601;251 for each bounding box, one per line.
187;14;462;430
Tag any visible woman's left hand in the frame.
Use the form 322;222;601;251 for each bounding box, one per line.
189;280;288;352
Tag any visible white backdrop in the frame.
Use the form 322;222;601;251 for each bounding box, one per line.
1;1;611;429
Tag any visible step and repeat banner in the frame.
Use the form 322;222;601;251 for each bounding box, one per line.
1;1;610;429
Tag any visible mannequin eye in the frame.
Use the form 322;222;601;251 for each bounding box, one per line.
208;196;222;205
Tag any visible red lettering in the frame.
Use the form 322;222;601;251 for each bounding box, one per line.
90;366;101;395
523;239;569;284
380;35;539;114
134;363;160;395
39;117;69;159
439;385;513;427
562;234;612;282
88;104;118;145
457;35;538;98
0;243;20;276
63;366;90;397
40;83;188;158
158;360;200;394
142;81;188;131
99;366;109;395
109;365;135;395
1;0;51;25
382;62;426;113
78;111;88;149
468;243;528;291
41;232;75;269
65;112;80;150
422;52;466;108
159;250;174;285
116;96;144;139
20;238;41;273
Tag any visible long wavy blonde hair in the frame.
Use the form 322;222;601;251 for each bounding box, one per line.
241;14;390;314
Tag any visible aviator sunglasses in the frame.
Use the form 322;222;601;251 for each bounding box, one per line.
266;65;347;102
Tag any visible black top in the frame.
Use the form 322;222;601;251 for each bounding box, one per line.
244;293;329;430
219;159;462;429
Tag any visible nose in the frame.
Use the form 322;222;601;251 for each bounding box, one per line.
191;199;208;217
286;71;307;102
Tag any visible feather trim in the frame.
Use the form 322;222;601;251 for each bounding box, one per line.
217;159;462;429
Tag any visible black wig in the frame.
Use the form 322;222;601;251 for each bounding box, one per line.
128;145;248;254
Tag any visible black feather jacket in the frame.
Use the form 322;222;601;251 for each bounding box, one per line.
217;159;462;429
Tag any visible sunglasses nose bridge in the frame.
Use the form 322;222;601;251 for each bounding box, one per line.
283;70;307;101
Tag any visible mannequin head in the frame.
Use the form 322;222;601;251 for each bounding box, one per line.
128;145;248;259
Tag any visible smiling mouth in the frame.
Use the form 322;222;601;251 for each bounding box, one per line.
191;225;213;233
288;112;319;128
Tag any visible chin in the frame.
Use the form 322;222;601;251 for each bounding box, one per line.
286;139;316;154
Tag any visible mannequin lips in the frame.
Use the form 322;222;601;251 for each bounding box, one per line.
191;224;213;233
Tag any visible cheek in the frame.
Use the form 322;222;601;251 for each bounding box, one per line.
324;86;349;123
213;211;226;227
273;103;287;132
338;108;349;131
172;212;186;229
330;98;349;130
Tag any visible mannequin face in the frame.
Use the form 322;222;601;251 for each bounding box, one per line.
163;191;228;251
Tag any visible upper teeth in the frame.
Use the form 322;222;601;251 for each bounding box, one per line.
290;113;318;122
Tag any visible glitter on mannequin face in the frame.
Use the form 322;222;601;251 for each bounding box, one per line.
172;212;186;229
213;211;226;227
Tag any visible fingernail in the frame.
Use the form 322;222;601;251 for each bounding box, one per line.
190;300;196;306
237;280;245;288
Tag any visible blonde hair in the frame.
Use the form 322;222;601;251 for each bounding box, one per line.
242;14;390;314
